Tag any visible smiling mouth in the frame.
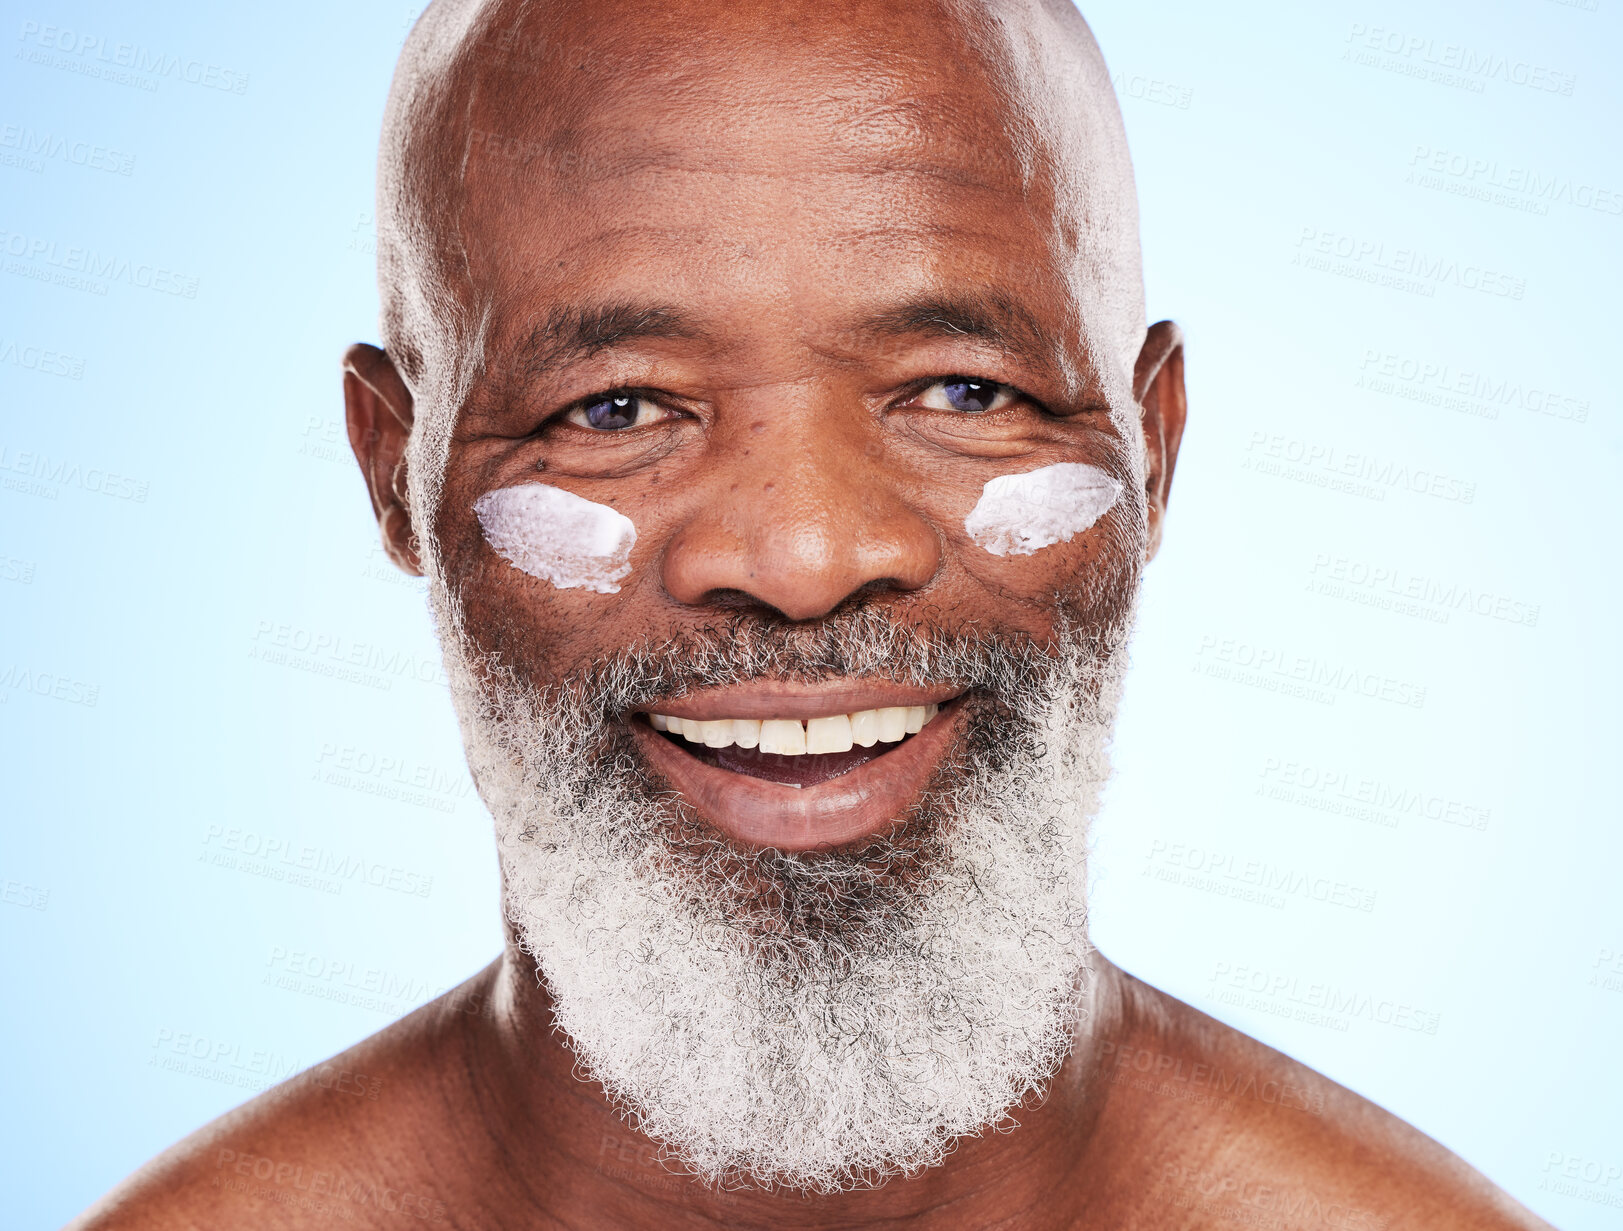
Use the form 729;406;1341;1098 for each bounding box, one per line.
645;704;943;789
630;692;963;850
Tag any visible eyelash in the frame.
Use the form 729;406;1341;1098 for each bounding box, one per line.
548;374;1037;434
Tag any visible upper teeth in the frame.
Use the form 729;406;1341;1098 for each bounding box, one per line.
648;704;942;755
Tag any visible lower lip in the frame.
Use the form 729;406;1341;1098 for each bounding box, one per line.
629;701;964;851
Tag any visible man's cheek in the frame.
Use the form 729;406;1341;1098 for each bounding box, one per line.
954;520;1132;610
441;530;632;686
948;481;1143;617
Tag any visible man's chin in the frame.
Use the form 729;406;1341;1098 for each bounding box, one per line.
494;734;1101;1192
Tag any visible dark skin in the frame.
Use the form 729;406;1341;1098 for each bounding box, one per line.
73;0;1550;1226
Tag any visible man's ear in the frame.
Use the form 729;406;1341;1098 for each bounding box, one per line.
342;343;422;576
1131;320;1187;561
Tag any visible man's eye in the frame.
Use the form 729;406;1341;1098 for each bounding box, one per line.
563;391;666;432
915;377;1016;414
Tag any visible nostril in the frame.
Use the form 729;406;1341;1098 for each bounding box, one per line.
692;580;915;623
689;588;803;621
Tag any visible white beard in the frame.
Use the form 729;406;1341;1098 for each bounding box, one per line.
430;581;1133;1193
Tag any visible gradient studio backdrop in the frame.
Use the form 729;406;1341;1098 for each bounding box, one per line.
2;1;1619;1226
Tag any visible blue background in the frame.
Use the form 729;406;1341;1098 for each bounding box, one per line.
2;2;1619;1226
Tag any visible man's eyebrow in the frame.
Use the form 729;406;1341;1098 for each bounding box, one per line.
511;302;701;379
856;293;1057;362
502;292;1060;386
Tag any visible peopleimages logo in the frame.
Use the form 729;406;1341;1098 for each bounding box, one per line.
1258;756;1492;832
0;337;86;380
1293;227;1525;300
1194;632;1428;709
0;442;151;502
247;620;449;692
1307;553;1540;629
0;227;199;298
1242;429;1477;505
0;664;100;707
1208;961;1443;1035
211;1150;447;1224
1356;348;1589;425
198;825;435;899
1408;146;1622;218
0;124;134;175
1143;838;1380;913
1343;23;1578;96
16;21;250;95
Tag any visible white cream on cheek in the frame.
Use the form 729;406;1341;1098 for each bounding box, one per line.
473;483;637;594
963;462;1123;557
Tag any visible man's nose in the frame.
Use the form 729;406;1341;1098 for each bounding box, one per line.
660;418;941;622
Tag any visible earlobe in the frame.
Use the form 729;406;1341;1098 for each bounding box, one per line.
342;343;423;576
1131;320;1187;562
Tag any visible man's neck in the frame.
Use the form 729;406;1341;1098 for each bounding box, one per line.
453;944;1130;1230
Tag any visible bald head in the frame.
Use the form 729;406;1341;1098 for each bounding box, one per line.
370;0;1145;551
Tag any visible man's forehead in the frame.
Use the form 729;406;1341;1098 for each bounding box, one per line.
440;0;1059;139
382;0;1142;389
459;138;1080;380
457;118;1063;296
459;40;1034;172
445;2;1059;241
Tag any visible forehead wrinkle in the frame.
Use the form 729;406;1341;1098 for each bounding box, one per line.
444;5;1061;223
463;85;1041;187
492;157;1033;198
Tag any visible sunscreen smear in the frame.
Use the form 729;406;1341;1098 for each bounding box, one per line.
474;483;636;594
964;463;1122;557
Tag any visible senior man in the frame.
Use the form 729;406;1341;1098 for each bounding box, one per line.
76;0;1549;1227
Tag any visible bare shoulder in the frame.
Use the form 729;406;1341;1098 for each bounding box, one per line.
1093;963;1554;1231
64;964;502;1231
